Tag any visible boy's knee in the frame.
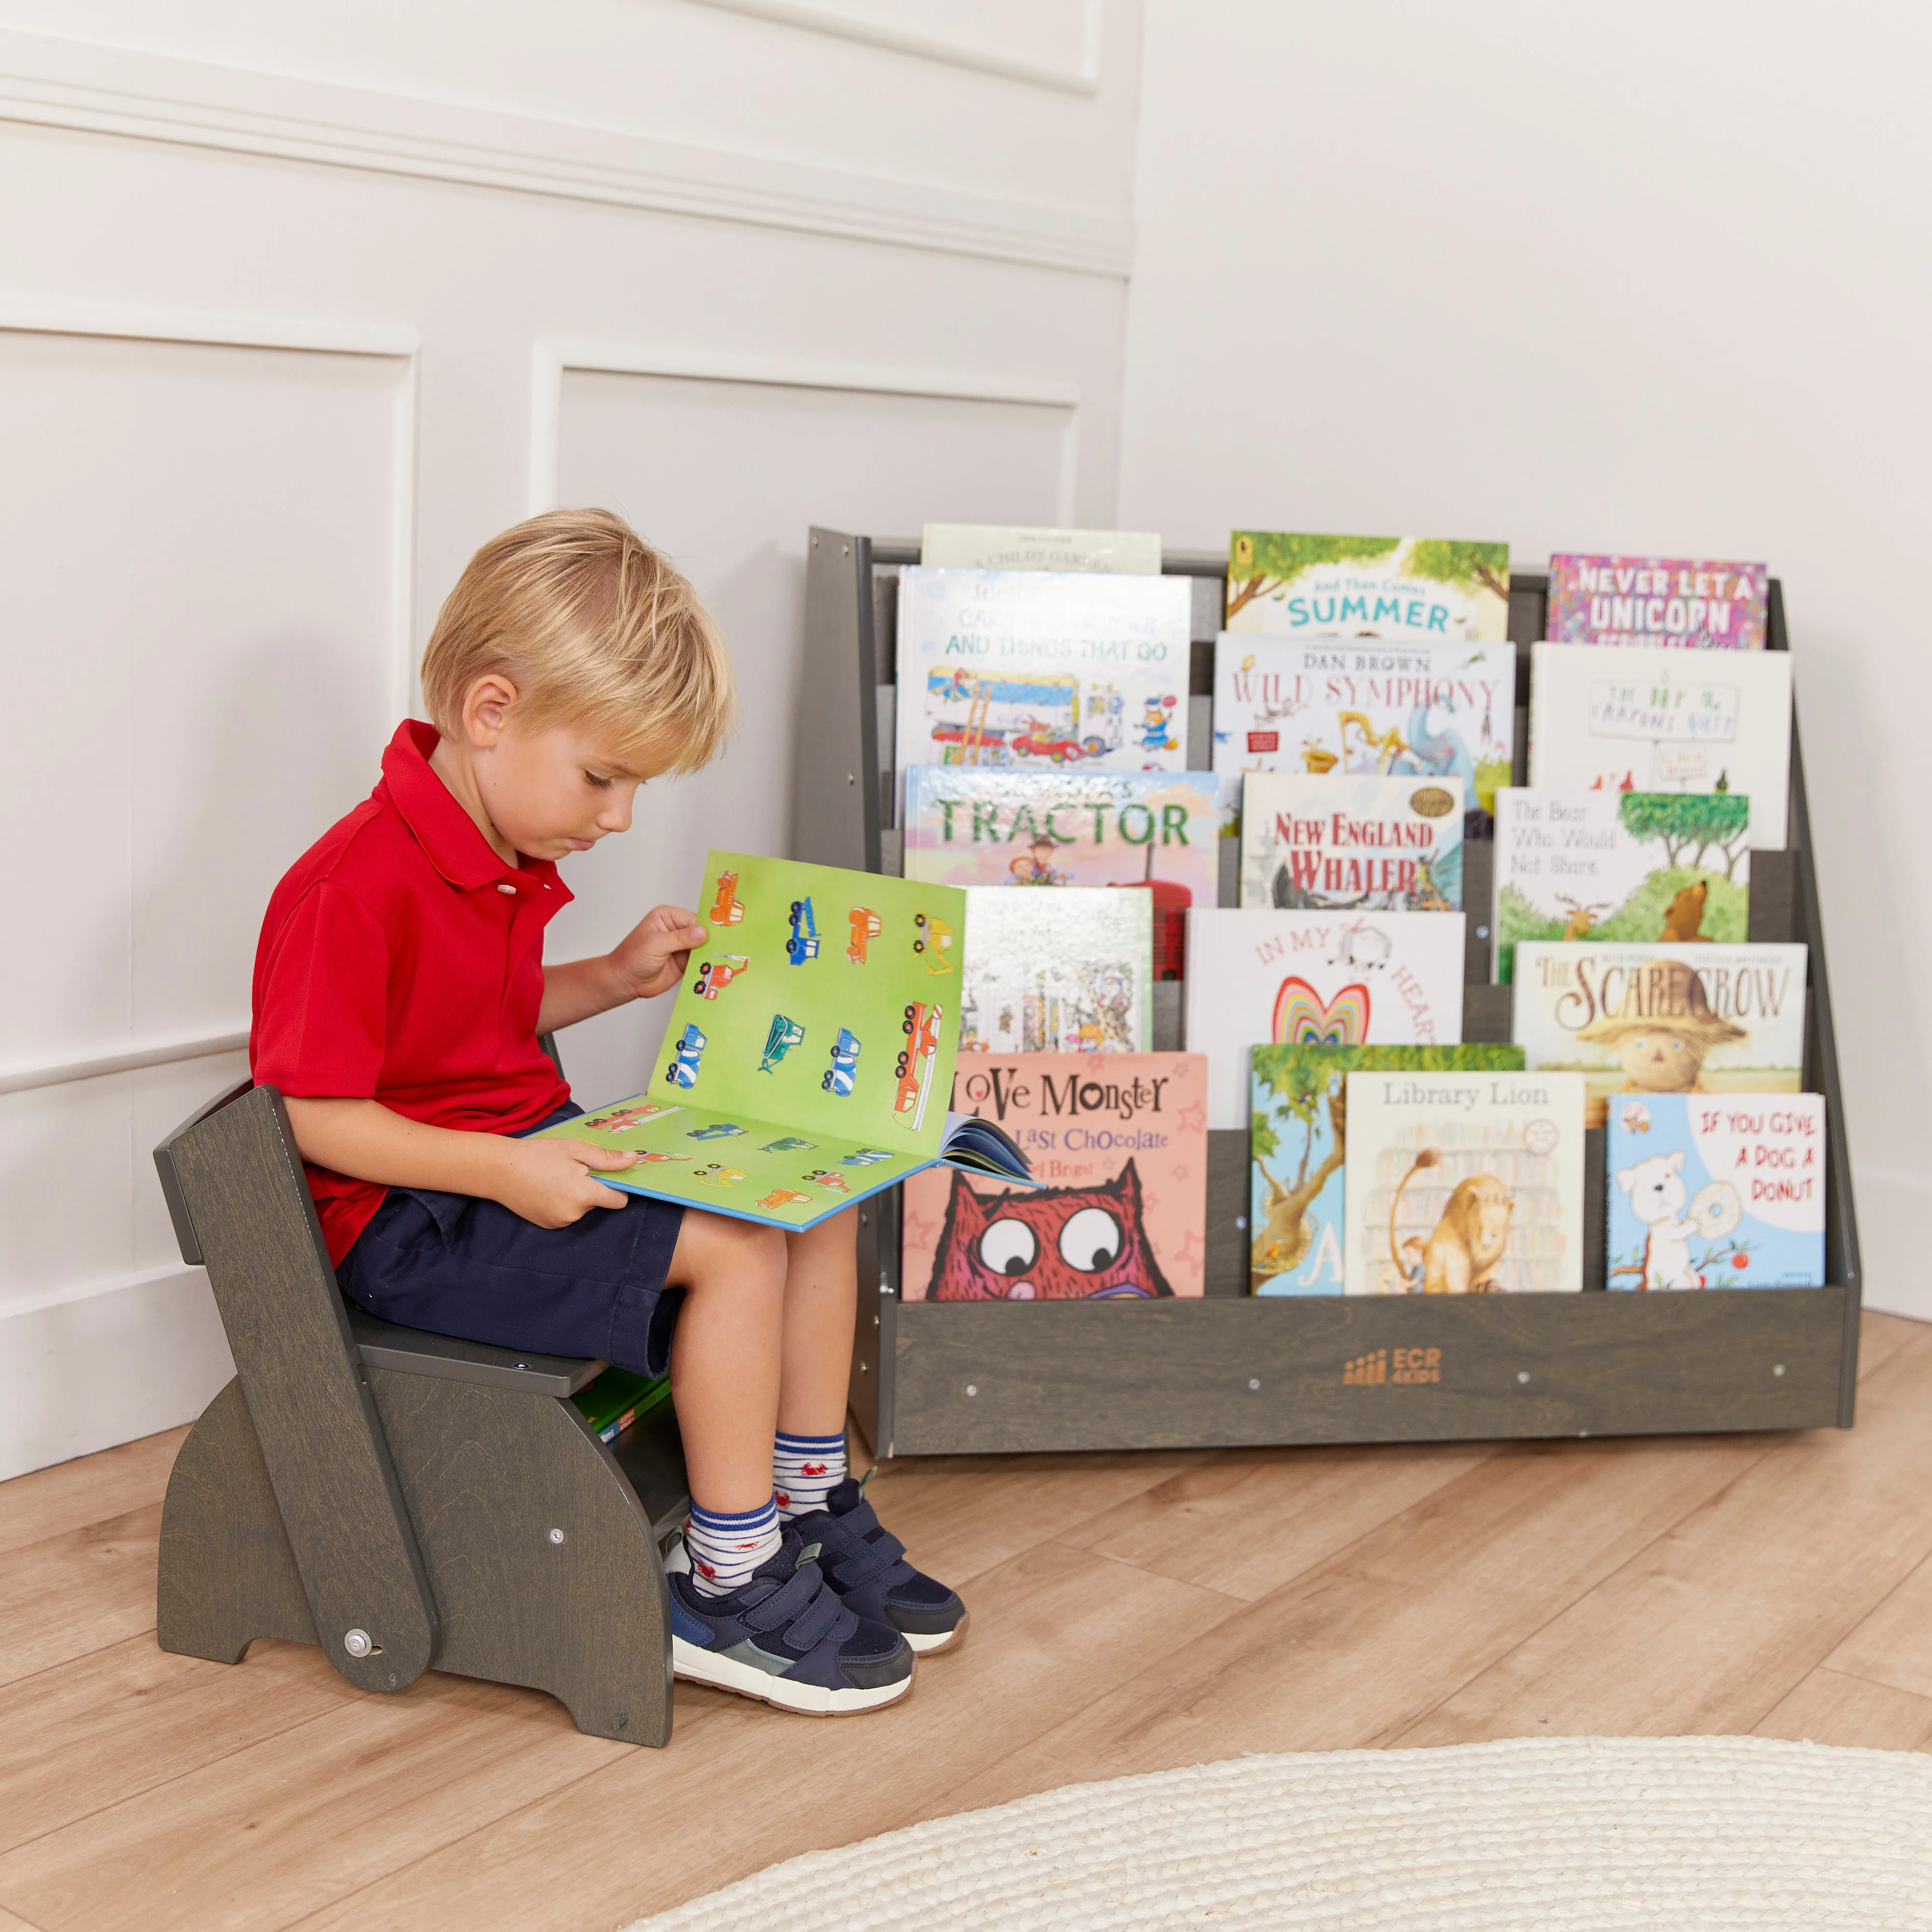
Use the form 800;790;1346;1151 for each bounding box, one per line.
676;1211;787;1298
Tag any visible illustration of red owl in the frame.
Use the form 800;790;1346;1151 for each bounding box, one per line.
926;1163;1173;1301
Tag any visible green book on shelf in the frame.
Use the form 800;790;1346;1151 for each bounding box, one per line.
538;851;1031;1231
571;1365;671;1445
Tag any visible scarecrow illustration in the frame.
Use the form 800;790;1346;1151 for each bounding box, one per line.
1575;959;1747;1127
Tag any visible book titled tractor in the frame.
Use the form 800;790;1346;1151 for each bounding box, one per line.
537;851;1030;1230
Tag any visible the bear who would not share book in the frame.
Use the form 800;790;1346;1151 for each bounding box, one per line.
537;851;1029;1230
1240;773;1465;913
1223;532;1511;642
1343;1069;1589;1295
1545;556;1768;651
1606;1093;1826;1291
900;1053;1208;1301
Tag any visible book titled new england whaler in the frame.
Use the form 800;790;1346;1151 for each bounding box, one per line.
1241;773;1464;912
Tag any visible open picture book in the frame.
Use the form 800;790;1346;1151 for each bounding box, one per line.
538;851;1032;1230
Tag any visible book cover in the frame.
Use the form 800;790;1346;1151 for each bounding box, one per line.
538;851;1028;1228
1491;787;1751;984
1606;1093;1826;1290
893;567;1192;798
1511;941;1807;1129
1240;773;1464;913
1546;556;1769;651
901;1053;1208;1300
902;766;1218;980
920;524;1162;574
1183;908;1467;1129
960;887;1153;1054
1211;635;1517;827
1527;641;1792;848
1225;531;1510;641
1250;1043;1525;1297
1344;1068;1588;1294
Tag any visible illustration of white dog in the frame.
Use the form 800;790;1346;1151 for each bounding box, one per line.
1615;1151;1743;1291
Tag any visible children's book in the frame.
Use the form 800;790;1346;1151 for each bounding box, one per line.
1511;941;1807;1130
960;887;1153;1054
1545;556;1769;651
920;524;1162;574
1344;1068;1588;1294
1606;1093;1826;1290
1240;773;1464;913
1225;532;1511;641
1210;634;1517;828
1183;908;1467;1129
538;852;1029;1230
1491;787;1751;984
571;1365;671;1445
894;568;1192;801
1250;1044;1525;1297
901;1053;1208;1301
1527;642;1791;848
902;766;1217;980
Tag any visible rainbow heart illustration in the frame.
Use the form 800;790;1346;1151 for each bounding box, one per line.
1271;977;1370;1045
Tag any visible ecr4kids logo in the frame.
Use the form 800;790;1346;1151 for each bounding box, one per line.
1342;1347;1442;1387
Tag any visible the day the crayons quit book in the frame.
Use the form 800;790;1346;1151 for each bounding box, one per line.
538;852;1031;1230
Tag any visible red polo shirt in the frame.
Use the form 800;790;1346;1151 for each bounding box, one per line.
251;720;572;1264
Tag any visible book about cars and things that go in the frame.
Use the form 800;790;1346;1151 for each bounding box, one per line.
1605;1092;1826;1291
535;851;1030;1230
1249;1043;1524;1298
893;567;1193;808
1511;941;1808;1130
1183;908;1467;1130
1224;531;1511;641
1490;787;1751;984
960;886;1154;1055
1527;641;1792;848
901;766;1218;980
1210;635;1517;830
1343;1068;1588;1295
900;1052;1208;1302
1545;555;1769;650
919;524;1163;574
1240;773;1465;913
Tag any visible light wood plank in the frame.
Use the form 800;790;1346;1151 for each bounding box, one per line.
0;1430;183;1560
1754;1665;1932;1751
0;1507;161;1691
0;1902;48;1932
1822;1545;1932;1701
1858;1309;1919;1383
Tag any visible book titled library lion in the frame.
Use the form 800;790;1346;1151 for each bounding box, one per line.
1512;941;1807;1129
1225;532;1511;641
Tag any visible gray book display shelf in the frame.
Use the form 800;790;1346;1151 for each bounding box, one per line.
795;530;1861;1458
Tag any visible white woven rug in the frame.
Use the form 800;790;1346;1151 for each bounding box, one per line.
632;1735;1932;1930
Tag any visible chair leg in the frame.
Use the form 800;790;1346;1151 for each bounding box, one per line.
157;1378;319;1664
367;1370;674;1748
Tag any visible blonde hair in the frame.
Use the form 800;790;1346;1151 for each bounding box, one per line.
421;509;734;772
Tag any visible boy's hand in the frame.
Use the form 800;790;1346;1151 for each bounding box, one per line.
610;905;708;1001
493;1137;641;1228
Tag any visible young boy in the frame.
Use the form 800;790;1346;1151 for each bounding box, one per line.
251;509;964;1717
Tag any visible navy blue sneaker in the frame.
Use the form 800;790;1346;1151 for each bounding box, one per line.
663;1524;915;1715
787;1474;968;1655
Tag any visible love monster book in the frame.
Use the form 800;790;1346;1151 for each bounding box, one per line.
1527;642;1792;848
1224;532;1510;641
900;1053;1208;1300
1211;635;1516;828
1511;942;1807;1130
1606;1093;1826;1291
1183;908;1466;1129
893;568;1192;805
959;887;1154;1055
1545;556;1768;651
902;766;1218;980
1250;1044;1524;1297
537;852;1029;1230
1343;1069;1588;1294
1491;788;1750;984
1240;773;1464;913
920;524;1163;574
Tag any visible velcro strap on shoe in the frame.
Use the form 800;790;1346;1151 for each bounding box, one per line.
829;1527;907;1591
743;1561;823;1635
783;1577;848;1652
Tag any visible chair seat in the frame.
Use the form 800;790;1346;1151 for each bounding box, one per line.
347;1308;605;1396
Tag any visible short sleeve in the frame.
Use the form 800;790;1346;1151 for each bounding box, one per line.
251;882;391;1098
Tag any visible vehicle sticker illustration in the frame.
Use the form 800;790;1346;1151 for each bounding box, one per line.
693;1164;749;1188
756;1187;814;1211
631;1150;693;1163
665;1023;707;1089
710;871;746;926
761;1136;816;1152
803;1167;850;1193
822;1027;861;1096
580;1102;680;1132
847;908;882;964
913;911;955;976
895;1001;944;1130
841;1148;896;1167
758;1014;806;1073
787;897;821;963
695;952;751;1000
686;1122;746;1141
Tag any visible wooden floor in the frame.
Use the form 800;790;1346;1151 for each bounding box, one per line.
4;1311;1932;1932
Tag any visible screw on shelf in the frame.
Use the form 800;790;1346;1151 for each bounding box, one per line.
548;1527;566;1545
343;1628;373;1659
1518;1371;1530;1384
965;1383;978;1396
1774;1364;1786;1377
1247;1378;1261;1392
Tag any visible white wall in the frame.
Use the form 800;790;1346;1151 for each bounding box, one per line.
0;0;1141;1477
1118;0;1932;1318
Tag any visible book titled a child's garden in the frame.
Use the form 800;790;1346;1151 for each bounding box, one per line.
539;851;1030;1230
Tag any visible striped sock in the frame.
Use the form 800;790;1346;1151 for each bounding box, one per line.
773;1430;848;1519
683;1497;781;1598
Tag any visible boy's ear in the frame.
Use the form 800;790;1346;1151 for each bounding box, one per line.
464;673;521;747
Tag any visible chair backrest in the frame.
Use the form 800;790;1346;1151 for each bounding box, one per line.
156;1081;440;1692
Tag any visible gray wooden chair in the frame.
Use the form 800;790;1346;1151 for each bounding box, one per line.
151;1075;689;1747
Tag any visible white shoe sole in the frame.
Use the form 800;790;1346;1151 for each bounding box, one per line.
904;1610;969;1655
673;1636;914;1716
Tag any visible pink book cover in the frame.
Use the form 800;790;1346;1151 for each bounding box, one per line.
900;1053;1207;1300
1545;556;1768;650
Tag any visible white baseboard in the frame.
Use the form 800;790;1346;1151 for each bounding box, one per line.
0;1264;234;1483
1850;1165;1932;1325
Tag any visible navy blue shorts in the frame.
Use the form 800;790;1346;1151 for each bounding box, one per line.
336;1103;686;1378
